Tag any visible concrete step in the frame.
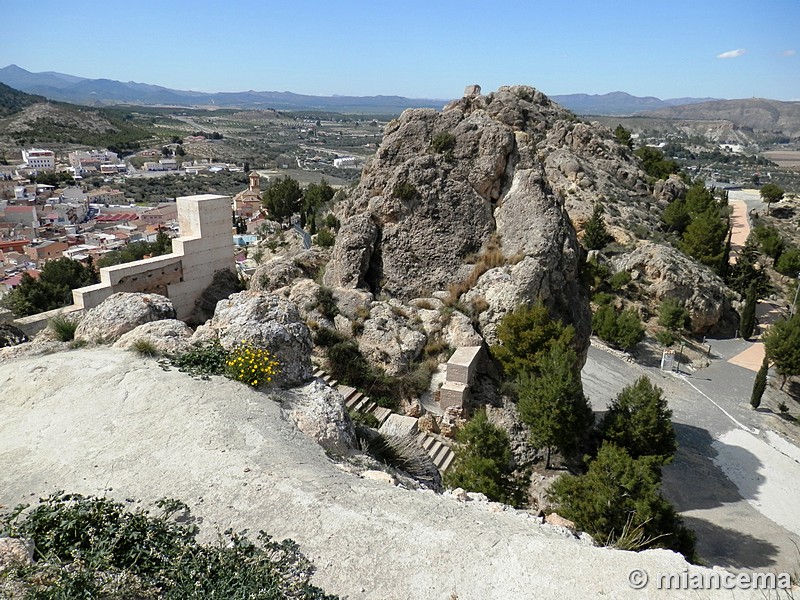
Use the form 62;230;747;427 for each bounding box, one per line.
371;407;392;426
426;440;443;461
352;396;372;412
429;443;449;464
345;392;364;409
421;435;437;451
438;450;456;473
337;385;357;401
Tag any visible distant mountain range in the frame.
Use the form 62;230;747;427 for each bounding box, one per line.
0;64;725;116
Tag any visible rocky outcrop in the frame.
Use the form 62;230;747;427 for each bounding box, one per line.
74;293;175;343
113;319;194;354
325;86;617;350
653;174;687;204
613;242;735;333
357;301;427;376
285;379;357;455
193;291;313;387
251;248;329;293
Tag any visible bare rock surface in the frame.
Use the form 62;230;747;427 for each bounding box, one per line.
357;301;427;375
284;378;357;456
0;348;762;600
251;248;329;293
74;292;175;343
112;319;194;354
195;290;313;387
613;242;735;333
323;86;638;350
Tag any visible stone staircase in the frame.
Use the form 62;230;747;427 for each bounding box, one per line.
313;368;392;426
416;431;456;473
312;367;455;473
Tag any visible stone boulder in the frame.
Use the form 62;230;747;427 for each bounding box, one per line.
251;248;329;293
197;291;313;387
357;301;427;376
113;319;194;354
323;86;647;355
613;242;735;333
653;174;687;204
284;379;357;456
75;293;175;343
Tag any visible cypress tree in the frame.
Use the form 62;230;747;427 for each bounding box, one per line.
583;203;611;250
750;354;768;409
739;280;758;340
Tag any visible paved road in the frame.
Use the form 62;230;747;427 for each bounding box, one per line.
582;342;800;573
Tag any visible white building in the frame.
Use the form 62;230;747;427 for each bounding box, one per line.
333;156;359;168
22;149;55;171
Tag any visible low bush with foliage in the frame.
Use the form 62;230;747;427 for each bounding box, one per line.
492;303;576;378
549;443;696;560
601;377;676;462
444;410;527;506
657;297;689;332
163;340;280;388
0;492;336;599
48;314;78;342
225;342;280;387
592;304;645;351
131;339;159;357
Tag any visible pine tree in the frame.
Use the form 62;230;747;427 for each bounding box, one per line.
444;410;525;506
517;342;593;469
750;354;768;409
739;280;758;340
601;377;676;462
583;203;611;250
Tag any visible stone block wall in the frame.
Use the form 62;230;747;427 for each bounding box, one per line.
72;194;234;321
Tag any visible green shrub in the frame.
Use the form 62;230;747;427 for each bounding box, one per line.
656;330;676;347
775;246;800;276
444;410;527;506
166;341;229;378
609;270;632;291
225;342;280;387
314;327;348;348
601;377;676;462
592;305;644;351
49;314;78;342
657;298;689;332
131;339;159;357
315;286;339;320
431;131;456;155
549;443;696;560
393;181;417;201
315;228;336;248
0;493;336;599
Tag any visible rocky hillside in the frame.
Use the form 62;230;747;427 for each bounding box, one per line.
323;85;667;347
642;98;800;141
0;347;760;600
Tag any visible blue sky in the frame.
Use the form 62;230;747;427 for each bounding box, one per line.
2;0;798;100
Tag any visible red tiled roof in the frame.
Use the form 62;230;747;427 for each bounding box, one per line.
95;213;137;222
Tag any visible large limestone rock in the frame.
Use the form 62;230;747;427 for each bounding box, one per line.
357;301;427;376
324;86;638;351
285;379;357;455
250;248;329;293
75;293;175;343
613;242;735;333
113;319;194;354
196;291;313;387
